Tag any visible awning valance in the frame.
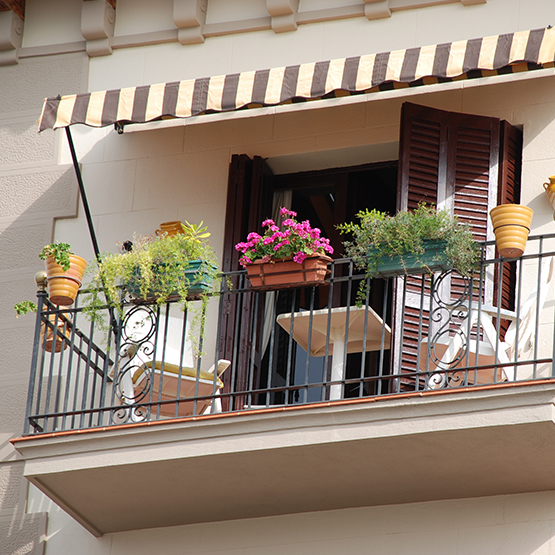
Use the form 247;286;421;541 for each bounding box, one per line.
39;27;555;132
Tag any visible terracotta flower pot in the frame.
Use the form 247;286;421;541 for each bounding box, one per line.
41;315;71;353
543;176;555;220
490;204;533;258
45;254;87;306
246;255;332;290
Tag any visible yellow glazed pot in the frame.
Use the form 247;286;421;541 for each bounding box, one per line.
543;175;555;219
490;204;533;258
45;254;87;306
155;221;184;237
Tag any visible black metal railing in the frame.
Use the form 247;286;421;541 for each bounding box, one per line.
23;235;555;435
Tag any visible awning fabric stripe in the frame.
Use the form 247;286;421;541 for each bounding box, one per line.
38;27;555;132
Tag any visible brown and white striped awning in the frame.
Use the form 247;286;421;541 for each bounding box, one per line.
39;26;555;132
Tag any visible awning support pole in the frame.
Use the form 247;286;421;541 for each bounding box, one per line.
65;126;101;263
65;127;119;333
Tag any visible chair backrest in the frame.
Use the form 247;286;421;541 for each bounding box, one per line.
504;256;555;358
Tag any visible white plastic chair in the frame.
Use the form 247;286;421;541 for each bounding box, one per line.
425;256;554;387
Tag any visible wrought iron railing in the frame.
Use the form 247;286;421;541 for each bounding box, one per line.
23;235;555;435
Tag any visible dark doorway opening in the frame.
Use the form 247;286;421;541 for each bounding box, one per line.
256;161;398;405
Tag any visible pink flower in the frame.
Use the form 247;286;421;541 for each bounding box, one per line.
239;256;252;267
293;252;306;264
262;219;275;227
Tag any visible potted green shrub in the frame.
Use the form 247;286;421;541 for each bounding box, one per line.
39;242;87;306
84;221;219;317
14;241;86;316
338;204;480;278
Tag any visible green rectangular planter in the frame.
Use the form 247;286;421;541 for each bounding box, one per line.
183;260;218;298
127;260;217;301
368;240;452;278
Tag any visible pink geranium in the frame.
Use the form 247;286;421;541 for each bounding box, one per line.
235;208;333;268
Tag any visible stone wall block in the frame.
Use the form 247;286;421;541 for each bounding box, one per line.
0;383;27;437
173;0;207;45
0;167;78;223
0;277;37;321
0;54;85;116
81;0;115;57
266;0;299;33
0;462;25;514
364;0;391;20
0;512;47;555
0;223;52;271
0;121;56;167
0;10;23;66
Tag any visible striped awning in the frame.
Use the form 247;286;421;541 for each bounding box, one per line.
39;27;555;132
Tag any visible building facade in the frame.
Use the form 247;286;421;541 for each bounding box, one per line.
2;0;555;553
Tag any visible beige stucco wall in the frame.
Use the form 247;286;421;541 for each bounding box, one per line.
26;489;555;555
1;0;555;553
0;52;87;554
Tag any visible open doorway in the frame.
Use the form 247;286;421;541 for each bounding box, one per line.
256;162;398;404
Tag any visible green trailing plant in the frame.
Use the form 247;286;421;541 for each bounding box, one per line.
83;221;220;321
14;300;38;317
39;242;73;271
338;203;480;278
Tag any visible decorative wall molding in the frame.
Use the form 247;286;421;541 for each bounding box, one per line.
0;9;22;65
81;0;115;57
173;0;207;45
18;0;490;59
266;0;299;33
364;0;391;20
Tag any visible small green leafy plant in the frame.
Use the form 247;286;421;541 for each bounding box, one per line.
338;204;480;278
39;242;73;272
14;300;38;317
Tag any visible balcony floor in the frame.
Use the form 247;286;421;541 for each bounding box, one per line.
12;381;555;537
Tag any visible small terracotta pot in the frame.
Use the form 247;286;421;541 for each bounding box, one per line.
41;315;71;353
45;255;87;306
543;175;555;220
246;255;332;290
155;221;184;237
490;204;533;258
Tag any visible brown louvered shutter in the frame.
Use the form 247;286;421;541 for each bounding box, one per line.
396;104;448;384
494;121;523;335
397;103;507;389
220;155;274;408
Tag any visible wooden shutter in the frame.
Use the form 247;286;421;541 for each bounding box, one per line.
494;121;523;334
397;103;518;389
220;155;274;408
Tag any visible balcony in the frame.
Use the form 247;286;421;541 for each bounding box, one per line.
12;236;555;536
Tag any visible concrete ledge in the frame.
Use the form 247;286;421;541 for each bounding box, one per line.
12;382;555;536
